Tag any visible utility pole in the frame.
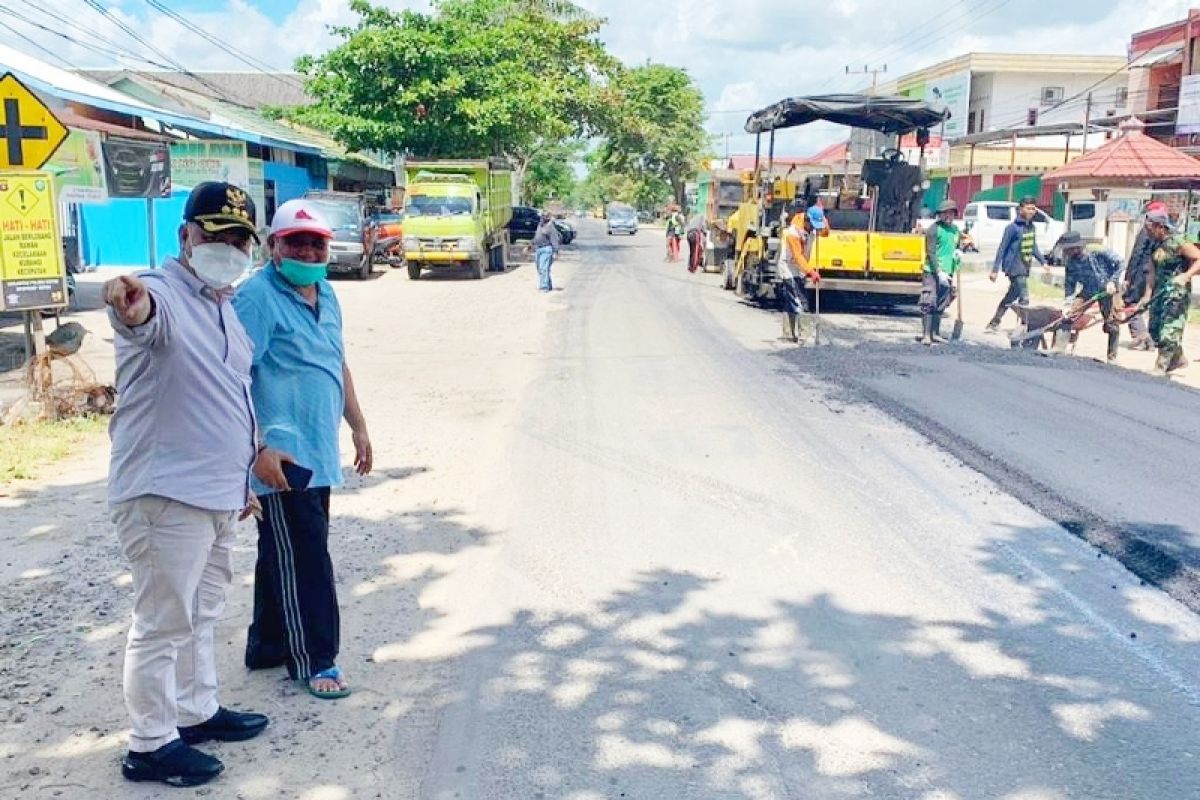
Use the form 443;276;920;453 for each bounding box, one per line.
1081;91;1094;155
845;64;888;95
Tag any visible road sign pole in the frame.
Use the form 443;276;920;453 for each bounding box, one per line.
147;197;156;267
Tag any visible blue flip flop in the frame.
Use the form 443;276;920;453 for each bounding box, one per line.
303;666;351;700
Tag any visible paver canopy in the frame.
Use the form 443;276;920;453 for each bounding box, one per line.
745;93;951;135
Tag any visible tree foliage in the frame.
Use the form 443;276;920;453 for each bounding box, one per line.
522;141;582;207
292;0;617;164
578;149;670;212
599;64;710;205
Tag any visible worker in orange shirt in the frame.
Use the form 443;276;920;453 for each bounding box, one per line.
776;211;821;343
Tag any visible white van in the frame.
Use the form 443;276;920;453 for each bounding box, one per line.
1065;201;1098;239
962;201;1066;259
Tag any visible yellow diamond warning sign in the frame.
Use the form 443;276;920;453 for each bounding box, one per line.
0;171;66;312
7;180;41;215
0;73;68;170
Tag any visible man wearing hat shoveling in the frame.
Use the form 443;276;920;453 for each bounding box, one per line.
1054;231;1122;361
1141;208;1200;375
918;199;966;345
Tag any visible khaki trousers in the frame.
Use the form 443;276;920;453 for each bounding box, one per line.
113;495;237;753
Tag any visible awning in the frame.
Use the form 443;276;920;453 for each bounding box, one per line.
745;94;950;135
949;123;1088;147
1129;46;1183;69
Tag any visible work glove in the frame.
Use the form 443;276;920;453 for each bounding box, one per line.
1105;281;1117;296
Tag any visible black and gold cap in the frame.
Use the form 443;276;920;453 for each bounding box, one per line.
184;181;259;241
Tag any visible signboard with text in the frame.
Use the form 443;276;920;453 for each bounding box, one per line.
47;129;108;204
1177;74;1200;135
102;137;171;198
0;171;67;311
169;139;250;191
902;69;971;139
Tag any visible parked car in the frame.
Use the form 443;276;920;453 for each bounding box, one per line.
303;191;377;279
606;206;638;235
508;206;577;244
553;218;576;245
962;201;1065;262
508;205;541;241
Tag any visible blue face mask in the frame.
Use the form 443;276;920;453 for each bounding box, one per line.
278;257;326;287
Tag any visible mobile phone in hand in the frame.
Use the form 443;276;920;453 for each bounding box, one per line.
281;461;313;491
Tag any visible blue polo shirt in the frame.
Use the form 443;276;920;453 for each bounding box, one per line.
232;265;345;494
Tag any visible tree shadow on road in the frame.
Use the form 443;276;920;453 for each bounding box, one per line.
394;561;1197;799
0;469;498;799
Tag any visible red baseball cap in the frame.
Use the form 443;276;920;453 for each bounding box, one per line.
270;199;333;239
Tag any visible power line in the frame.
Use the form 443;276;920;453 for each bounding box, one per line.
0;18;73;68
0;3;181;72
985;22;1185;132
830;0;1012;94
80;0;236;102
142;0;307;94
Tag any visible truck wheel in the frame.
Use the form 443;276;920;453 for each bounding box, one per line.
407;262;421;280
356;254;371;280
471;258;485;280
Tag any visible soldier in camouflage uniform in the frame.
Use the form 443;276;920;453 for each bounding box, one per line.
1142;209;1200;375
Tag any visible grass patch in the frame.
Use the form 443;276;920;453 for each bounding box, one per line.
0;415;108;484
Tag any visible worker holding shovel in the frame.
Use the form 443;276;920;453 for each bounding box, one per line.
918;199;967;345
1053;231;1122;361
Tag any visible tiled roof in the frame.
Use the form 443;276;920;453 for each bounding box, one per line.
725;142;850;171
1044;119;1200;181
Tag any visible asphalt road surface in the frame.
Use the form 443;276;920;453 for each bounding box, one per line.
3;221;1198;800
415;224;1200;799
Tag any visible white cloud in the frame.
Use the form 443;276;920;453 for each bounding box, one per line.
0;0;1188;157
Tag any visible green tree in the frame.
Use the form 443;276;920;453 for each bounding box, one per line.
523;141;581;207
577;149;670;212
599;64;710;205
290;0;618;195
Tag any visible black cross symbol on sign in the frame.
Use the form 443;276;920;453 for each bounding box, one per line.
0;98;47;167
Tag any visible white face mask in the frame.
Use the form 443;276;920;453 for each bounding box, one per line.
188;242;250;288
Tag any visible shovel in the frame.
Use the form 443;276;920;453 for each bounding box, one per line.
951;269;964;340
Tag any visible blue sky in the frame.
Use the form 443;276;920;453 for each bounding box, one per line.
2;1;1189;157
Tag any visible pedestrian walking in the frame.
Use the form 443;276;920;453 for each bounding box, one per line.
232;199;374;699
665;206;684;262
1123;202;1165;350
776;211;821;343
533;212;561;292
106;181;268;788
685;212;707;273
1141;208;1200;375
918;199;965;345
985;196;1046;332
1053;232;1122;361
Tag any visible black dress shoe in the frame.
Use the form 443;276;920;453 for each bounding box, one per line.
122;740;224;787
179;707;269;745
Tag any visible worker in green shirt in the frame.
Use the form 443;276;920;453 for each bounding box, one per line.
918;199;966;345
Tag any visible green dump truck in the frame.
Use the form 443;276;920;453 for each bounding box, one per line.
402;159;514;280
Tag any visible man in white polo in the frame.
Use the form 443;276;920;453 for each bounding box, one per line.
106;182;270;788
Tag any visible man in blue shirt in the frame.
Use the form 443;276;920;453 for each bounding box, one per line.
986;196;1046;332
232;199;373;700
1053;231;1122;361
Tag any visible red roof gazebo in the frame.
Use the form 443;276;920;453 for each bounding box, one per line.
1044;118;1200;188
